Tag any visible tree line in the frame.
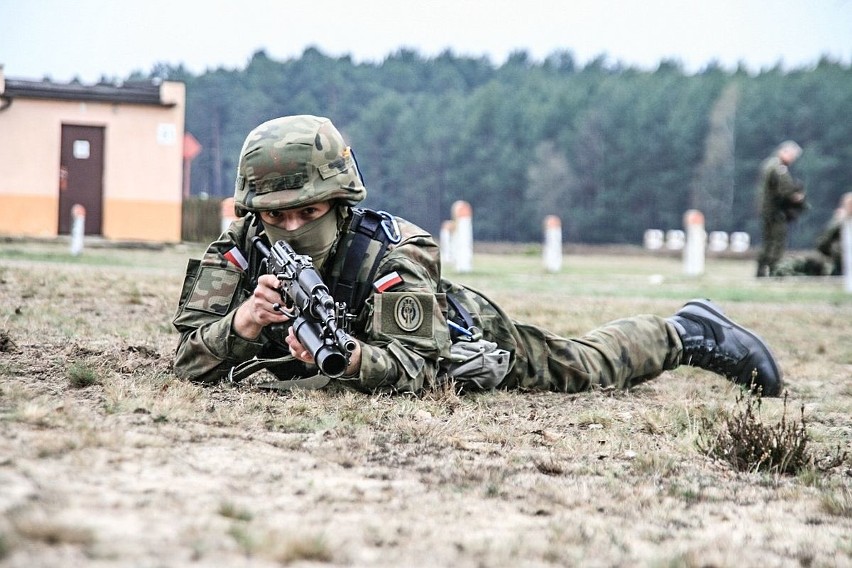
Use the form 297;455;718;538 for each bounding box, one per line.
137;48;852;247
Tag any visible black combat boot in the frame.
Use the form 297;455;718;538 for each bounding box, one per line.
668;299;782;396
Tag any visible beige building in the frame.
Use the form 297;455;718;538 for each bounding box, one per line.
0;67;185;242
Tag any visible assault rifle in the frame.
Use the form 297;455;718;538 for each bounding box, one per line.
251;237;356;378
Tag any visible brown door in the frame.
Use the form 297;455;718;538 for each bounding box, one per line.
58;124;105;235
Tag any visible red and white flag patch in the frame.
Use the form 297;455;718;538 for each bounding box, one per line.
373;271;403;292
223;247;248;271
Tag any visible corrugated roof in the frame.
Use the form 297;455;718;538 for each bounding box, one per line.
2;78;173;106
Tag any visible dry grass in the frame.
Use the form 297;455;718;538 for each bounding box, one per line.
697;390;813;475
1;241;850;567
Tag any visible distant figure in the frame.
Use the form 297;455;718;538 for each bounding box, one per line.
756;141;806;277
816;192;852;276
771;192;851;277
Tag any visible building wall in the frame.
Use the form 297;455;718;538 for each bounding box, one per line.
0;81;185;242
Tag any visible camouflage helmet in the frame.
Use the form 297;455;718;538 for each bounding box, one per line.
233;115;366;216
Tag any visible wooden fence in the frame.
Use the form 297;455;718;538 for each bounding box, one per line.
181;197;225;243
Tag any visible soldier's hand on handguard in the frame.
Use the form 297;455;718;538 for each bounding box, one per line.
285;326;314;364
233;274;290;340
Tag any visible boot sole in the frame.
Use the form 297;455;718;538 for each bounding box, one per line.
681;299;783;394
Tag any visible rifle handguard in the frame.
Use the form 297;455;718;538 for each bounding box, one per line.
251;236;355;378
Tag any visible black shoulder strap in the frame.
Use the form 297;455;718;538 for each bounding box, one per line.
243;214;267;283
327;208;401;313
446;292;476;340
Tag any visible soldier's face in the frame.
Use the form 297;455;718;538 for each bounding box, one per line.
260;202;332;231
779;148;799;165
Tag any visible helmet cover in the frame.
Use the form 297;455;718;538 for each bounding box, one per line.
234;115;366;215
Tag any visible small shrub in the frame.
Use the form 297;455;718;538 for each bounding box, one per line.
272;535;334;564
68;362;100;389
0;330;19;353
127;285;144;305
535;455;566;476
697;390;810;475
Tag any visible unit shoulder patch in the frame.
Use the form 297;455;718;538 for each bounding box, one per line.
373;291;433;338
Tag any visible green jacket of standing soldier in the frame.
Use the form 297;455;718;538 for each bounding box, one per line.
756;141;806;277
173;115;784;396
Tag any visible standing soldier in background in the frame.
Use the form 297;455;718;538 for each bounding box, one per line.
756;140;806;277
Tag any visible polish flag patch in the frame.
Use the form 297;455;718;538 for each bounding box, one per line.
223;247;248;271
373;271;403;292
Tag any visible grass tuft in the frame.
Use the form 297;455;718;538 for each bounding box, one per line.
271;534;334;564
820;486;852;518
697;390;811;475
68;362;101;388
0;330;19;353
218;501;253;522
535;455;566;476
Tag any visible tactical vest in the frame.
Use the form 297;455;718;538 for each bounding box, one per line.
227;208;400;383
230;208;509;390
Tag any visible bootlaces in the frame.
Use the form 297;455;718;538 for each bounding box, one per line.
684;339;740;378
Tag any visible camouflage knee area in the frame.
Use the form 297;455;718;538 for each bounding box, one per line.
571;315;679;389
502;315;679;393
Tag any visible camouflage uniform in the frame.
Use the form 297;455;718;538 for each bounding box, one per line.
771;254;831;277
442;280;681;392
771;193;851;277
172;114;780;396
756;147;805;277
815;206;849;276
173;210;685;394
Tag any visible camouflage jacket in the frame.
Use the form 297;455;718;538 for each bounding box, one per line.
815;211;848;275
172;211;452;393
759;156;805;221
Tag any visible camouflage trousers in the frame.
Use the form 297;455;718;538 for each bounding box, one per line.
498;315;682;392
757;214;789;276
446;283;683;393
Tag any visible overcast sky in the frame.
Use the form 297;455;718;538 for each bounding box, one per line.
2;0;851;83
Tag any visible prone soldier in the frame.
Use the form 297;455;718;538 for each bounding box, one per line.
173;115;783;397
